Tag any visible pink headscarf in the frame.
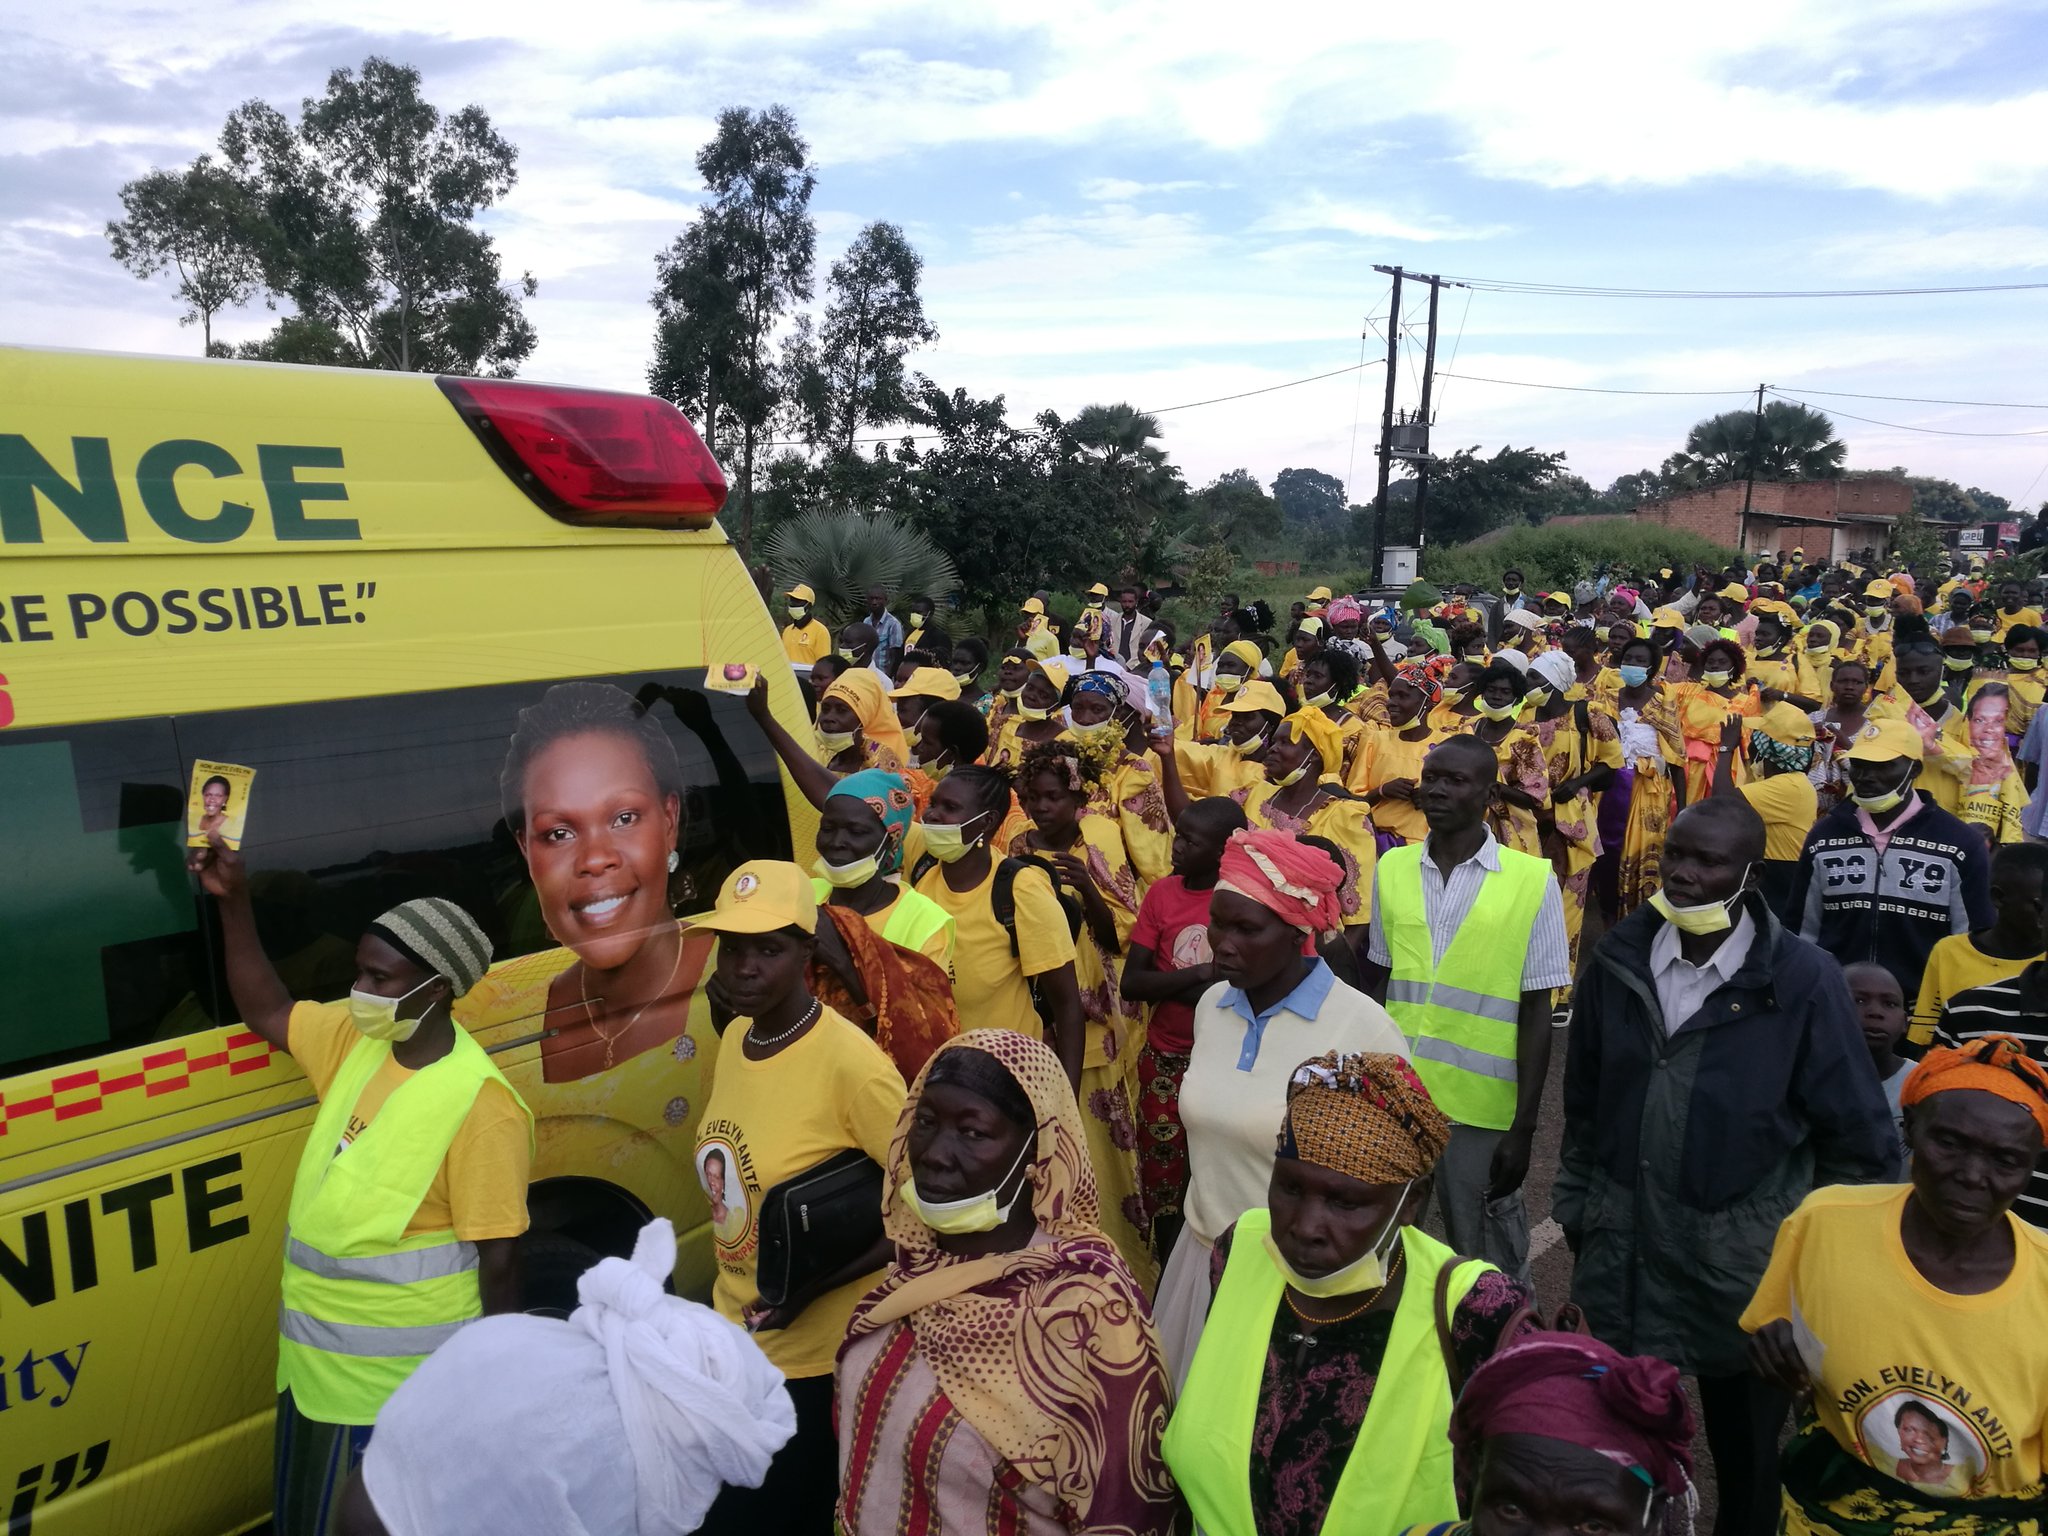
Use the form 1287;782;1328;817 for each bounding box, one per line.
1216;829;1345;943
1326;596;1364;627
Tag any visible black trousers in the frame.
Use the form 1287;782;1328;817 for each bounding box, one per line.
696;1371;839;1536
1698;1372;1790;1536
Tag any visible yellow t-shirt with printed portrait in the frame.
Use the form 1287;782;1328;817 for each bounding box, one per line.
915;858;1077;1040
1741;1183;2048;1502
695;1007;905;1379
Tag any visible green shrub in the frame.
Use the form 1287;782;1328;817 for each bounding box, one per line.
1420;524;1737;591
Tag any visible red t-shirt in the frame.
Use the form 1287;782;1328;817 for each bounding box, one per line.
1129;875;1216;1054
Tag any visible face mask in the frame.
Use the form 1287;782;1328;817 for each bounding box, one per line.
999;684;1024;700
901;1135;1035;1235
1755;642;1783;657
1213;671;1247;695
1018;702;1050;723
1268;756;1312;788
919;810;988;864
952;665;977;682
1944;655;1975;673
1618;664;1650;687
1523;685;1551;708
1970;628;1996;643
1085;599;1105;612
347;975;437;1042
1303;687;1335;709
1503;582;1521;594
815;727;857;755
1062;708;1119;743
1230;729;1269;758
1474;696;1519;721
838;647;861;663
1647;871;1749;936
1864;607;1890;622
787;604;809;621
1850;768;1913;814
1700;668;1733;687
2013;656;2041;672
1261;1181;1412;1297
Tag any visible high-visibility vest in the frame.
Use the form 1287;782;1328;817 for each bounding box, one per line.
277;1026;531;1425
810;877;955;966
1163;1210;1483;1536
1378;842;1549;1131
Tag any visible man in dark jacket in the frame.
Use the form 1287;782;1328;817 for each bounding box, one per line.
1556;798;1899;1536
1785;716;1993;1005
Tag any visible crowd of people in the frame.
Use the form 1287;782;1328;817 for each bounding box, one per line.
186;549;2048;1536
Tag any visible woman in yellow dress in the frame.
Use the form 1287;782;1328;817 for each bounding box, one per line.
1799;618;1842;704
1240;708;1377;945
1009;739;1156;1287
1746;602;1823;709
1427;659;1483;733
1300;641;1370;783
1068;671;1173;888
1185;638;1266;744
981;646;1032;748
1349;663;1443;850
1468;659;1550;858
988;656;1072;770
1594;635;1685;923
1165;678;1286;807
1675;638;1762;806
1525;652;1622;976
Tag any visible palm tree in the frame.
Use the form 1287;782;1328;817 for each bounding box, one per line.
1670;402;1847;484
760;509;958;628
1064;402;1185;576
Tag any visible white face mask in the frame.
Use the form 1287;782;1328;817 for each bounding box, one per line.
1230;728;1270;758
1700;668;1734;687
1262;1180;1412;1297
901;1136;1035;1235
347;975;438;1042
787;604;809;621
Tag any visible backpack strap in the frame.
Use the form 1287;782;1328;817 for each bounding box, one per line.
910;852;938;887
1574;697;1591;780
1434;1255;1487;1398
991;857;1022;960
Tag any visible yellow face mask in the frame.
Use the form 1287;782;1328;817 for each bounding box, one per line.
1647;870;1750;935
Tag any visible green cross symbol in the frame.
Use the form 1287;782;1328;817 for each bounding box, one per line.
0;740;196;1062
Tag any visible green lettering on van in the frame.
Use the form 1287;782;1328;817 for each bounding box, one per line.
0;436;126;544
259;445;358;542
1;742;194;1059
137;440;256;543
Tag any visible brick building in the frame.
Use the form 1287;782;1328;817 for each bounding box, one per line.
1626;479;1909;561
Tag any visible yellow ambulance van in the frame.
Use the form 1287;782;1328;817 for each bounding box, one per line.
0;346;816;1535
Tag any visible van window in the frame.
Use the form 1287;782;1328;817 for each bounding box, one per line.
0;672;792;1080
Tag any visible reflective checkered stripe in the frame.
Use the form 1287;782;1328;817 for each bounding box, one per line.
0;1031;279;1135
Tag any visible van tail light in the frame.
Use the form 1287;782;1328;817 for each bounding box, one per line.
438;378;728;527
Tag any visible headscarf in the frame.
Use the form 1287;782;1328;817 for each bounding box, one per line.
1277;1052;1450;1184
1220;638;1265;674
1901;1034;2048;1143
1451;1332;1696;1500
1410;617;1450;656
824;669;911;768
1530;649;1576;697
1396;661;1445;709
846;1032;1174;1529
828;769;916;877
363;1219;795;1536
1803;618;1841;654
367;897;493;997
1326;595;1364;627
1280;708;1344;778
810;905;960;1083
1216;827;1345;937
1072;670;1125;702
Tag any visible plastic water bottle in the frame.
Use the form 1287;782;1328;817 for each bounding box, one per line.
1148;659;1174;727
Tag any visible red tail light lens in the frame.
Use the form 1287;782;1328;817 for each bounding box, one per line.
438;377;728;527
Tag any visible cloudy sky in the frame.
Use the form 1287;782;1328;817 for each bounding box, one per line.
8;0;2048;507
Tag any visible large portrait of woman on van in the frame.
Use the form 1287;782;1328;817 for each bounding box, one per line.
471;681;716;1082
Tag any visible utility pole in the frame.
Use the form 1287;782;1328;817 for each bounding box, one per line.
1370;266;1403;582
1739;382;1766;555
1412;277;1443;542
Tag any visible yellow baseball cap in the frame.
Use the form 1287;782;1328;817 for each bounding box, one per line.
688;860;817;935
1307;585;1333;603
1086;581;1110;598
1650;606;1686;628
1756;701;1815;745
787;582;816;604
1220;680;1288;715
1840;719;1925;764
1717;582;1749;603
1020;596;1046;616
889;666;962;702
1864;579;1895;600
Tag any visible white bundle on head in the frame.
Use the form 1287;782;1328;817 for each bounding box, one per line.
364;1219;795;1536
1494;647;1531;675
1531;650;1577;695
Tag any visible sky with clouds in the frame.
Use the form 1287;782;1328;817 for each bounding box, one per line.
8;0;2048;509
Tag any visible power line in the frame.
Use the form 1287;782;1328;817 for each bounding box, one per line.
1765;388;2048;439
1435;274;2048;300
1435;370;1753;397
1145;359;1383;416
1432;286;1475;416
1779;384;2048;411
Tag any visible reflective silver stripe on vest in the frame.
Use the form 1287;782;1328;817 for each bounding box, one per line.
285;1233;479;1285
278;1305;469;1358
1386;979;1520;1024
1412;1034;1518;1081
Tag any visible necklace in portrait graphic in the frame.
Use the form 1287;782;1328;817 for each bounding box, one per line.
578;925;686;1069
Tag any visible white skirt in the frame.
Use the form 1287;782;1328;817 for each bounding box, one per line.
1152;1228;1217;1395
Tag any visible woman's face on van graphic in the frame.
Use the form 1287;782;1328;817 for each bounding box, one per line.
516;731;681;973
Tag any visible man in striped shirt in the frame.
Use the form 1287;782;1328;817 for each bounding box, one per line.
1935;965;2048;1228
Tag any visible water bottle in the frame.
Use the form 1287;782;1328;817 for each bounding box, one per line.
1148;659;1174;727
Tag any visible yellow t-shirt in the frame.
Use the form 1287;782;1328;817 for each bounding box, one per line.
1910;932;2043;1045
695;1007;905;1379
781;618;833;665
915;858;1077;1039
1741;1183;2048;1501
1994;607;2043;641
1739;770;1820;862
286;1002;532;1242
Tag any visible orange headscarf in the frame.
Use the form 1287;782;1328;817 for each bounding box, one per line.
1901;1034;2048;1142
823;668;911;770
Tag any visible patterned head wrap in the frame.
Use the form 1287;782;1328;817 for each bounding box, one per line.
1452;1333;1697;1499
826;769;916;877
1071;670;1124;702
1901;1034;2048;1143
368;898;493;997
1277;1052;1450;1183
1326;596;1364;626
1216;828;1345;936
848;1032;1173;1528
1395;661;1444;708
